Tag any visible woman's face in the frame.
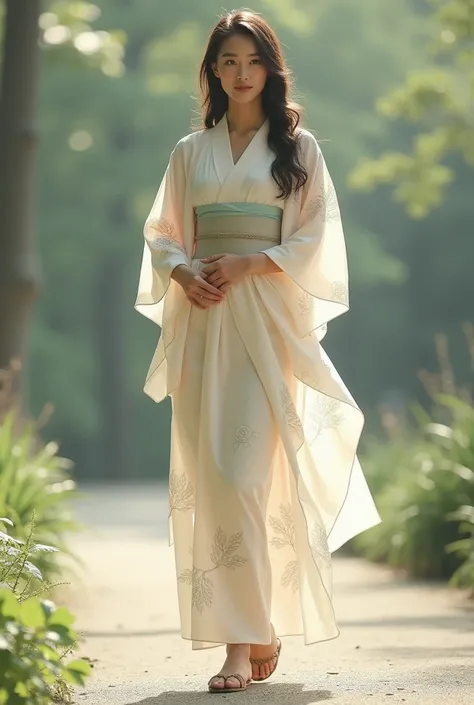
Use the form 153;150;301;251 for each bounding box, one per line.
212;33;268;105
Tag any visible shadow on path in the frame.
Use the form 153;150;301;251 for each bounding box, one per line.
371;645;474;659
339;614;474;631
83;628;180;639
126;684;333;705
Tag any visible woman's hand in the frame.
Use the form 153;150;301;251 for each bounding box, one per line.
200;253;250;292
171;265;224;309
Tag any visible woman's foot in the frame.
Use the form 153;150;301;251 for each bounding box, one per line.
208;643;252;691
249;624;281;680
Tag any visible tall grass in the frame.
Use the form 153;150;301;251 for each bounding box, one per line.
354;326;474;591
0;361;82;584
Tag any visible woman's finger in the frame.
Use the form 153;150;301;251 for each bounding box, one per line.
194;290;222;304
194;296;219;308
200;254;225;263
199;279;225;298
196;288;222;302
192;293;218;308
206;272;221;285
201;264;219;276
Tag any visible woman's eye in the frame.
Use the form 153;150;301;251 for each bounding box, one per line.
225;59;236;65
251;59;261;64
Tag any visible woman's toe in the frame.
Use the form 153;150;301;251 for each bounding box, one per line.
210;677;225;689
225;676;241;689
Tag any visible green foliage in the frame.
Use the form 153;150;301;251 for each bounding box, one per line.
354;390;474;585
0;589;90;704
0;407;81;584
0;520;90;704
40;1;126;75
344;0;474;438
0;516;60;601
350;0;474;217
447;505;474;591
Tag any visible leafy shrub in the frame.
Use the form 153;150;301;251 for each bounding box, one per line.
447;505;474;593
0;516;60;601
0;517;91;703
354;394;474;581
0;408;81;585
0;589;90;704
352;329;474;588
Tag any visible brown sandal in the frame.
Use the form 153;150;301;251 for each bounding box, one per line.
249;638;282;682
208;671;251;693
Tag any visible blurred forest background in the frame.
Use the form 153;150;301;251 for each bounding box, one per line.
1;0;473;482
0;6;473;687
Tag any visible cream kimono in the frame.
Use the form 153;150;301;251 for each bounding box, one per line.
135;115;381;650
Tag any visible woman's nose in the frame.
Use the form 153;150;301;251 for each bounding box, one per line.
238;65;250;80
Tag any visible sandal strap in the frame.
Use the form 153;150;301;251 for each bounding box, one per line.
227;673;246;688
208;672;247;688
249;639;281;666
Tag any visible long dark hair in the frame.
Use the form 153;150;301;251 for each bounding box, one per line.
199;10;308;200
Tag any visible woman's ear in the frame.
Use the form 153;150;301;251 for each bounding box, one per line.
211;62;219;78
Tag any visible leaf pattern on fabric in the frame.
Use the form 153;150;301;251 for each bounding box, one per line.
280;384;304;441
281;559;299;594
305;195;325;221
233;425;260;451
169;470;194;517
297;291;314;316
149;216;175;237
300;369;319;387
210;527;247;570
310;524;332;568
310;396;344;441
178;568;213;614
145;217;186;255
270;504;296;551
178;527;247;614
325;182;341;221
269;504;300;593
305;182;340;222
331;280;349;305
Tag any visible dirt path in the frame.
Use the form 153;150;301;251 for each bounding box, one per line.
65;484;474;704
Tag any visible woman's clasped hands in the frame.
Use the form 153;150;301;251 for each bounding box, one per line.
200;253;249;293
172;254;250;309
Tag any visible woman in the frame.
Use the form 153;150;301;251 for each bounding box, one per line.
135;9;380;694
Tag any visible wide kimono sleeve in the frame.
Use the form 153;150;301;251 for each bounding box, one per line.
261;130;349;337
134;139;190;327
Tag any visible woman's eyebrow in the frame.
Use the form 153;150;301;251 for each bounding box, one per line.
221;52;260;57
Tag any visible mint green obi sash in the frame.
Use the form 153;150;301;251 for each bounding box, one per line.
194;202;282;259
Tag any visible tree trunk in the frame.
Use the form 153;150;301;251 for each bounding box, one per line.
0;0;41;398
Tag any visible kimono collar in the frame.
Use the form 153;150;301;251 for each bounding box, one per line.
212;113;269;194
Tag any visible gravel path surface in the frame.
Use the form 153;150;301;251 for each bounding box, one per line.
63;484;474;705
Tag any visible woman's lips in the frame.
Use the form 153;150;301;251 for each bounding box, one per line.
234;86;252;91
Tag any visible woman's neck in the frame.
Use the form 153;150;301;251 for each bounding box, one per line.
226;100;266;136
